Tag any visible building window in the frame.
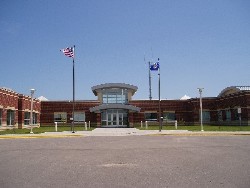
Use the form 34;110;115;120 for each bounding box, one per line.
0;109;2;126
74;112;85;122
145;112;158;121
33;113;37;124
225;109;231;121
102;88;128;104
202;111;210;123
54;112;67;123
101;111;107;126
24;112;38;125
163;112;176;121
232;109;239;120
24;112;30;125
7;110;15;126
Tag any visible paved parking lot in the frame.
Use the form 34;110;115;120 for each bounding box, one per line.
0;135;250;188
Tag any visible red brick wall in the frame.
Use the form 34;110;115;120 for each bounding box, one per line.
40;100;100;126
2;88;249;128
131;92;250;126
0;88;41;129
39;91;250;126
0;88;19;128
130;100;190;124
18;94;41;128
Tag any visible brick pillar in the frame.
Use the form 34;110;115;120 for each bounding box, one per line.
18;110;24;129
96;113;101;127
128;112;134;128
2;109;7;127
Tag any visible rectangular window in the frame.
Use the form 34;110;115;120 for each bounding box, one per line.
101;111;107;126
74;112;85;122
7;110;15;126
102;89;128;104
24;112;30;125
0;109;2;126
33;113;37;124
202;111;210;123
145;112;158;121
225;109;231;121
103;94;108;104
54;112;67;123
163;112;176;121
218;110;223;121
232;109;239;120
24;112;37;125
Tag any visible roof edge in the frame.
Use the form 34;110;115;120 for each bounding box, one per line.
91;83;138;96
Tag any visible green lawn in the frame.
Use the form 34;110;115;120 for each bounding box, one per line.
0;125;250;135
138;125;250;131
0;126;95;135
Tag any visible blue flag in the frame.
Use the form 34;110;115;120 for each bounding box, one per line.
150;62;159;71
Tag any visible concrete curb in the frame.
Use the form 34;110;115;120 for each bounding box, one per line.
0;134;83;139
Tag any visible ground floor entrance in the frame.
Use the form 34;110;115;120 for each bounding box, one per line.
101;109;128;127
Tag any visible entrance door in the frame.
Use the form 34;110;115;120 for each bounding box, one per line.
101;109;128;127
107;112;117;126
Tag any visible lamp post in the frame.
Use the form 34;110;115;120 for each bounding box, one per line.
198;88;204;131
30;89;35;134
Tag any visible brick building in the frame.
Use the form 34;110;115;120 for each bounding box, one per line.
1;85;249;129
40;84;250;127
0;87;41;129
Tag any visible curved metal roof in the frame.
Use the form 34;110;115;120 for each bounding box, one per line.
218;86;250;97
91;83;138;96
89;103;140;113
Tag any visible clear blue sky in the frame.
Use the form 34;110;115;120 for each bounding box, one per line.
1;0;250;100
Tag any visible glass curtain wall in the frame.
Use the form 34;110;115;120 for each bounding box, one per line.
102;88;128;104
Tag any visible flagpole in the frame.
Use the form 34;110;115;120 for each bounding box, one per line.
158;59;162;132
148;61;152;100
72;45;75;133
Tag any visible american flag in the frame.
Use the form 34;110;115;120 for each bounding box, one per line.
60;47;74;58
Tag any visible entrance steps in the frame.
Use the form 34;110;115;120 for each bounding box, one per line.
90;128;189;136
92;128;139;134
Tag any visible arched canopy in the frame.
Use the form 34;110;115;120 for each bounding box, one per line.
92;83;138;96
218;86;250;97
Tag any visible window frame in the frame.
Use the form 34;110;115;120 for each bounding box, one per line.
163;111;176;121
74;112;85;123
7;109;15;126
54;112;67;123
144;112;158;121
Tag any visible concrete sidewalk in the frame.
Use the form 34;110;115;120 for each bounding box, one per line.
1;128;250;139
43;128;250;136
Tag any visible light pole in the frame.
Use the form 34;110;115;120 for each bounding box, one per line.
30;89;35;134
198;88;204;131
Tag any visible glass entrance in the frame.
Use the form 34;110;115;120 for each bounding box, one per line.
101;109;128;127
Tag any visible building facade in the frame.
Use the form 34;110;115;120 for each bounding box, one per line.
40;84;250;127
1;85;249;129
0;87;41;129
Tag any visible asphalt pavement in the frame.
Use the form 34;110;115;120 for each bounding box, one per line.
0;131;250;188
